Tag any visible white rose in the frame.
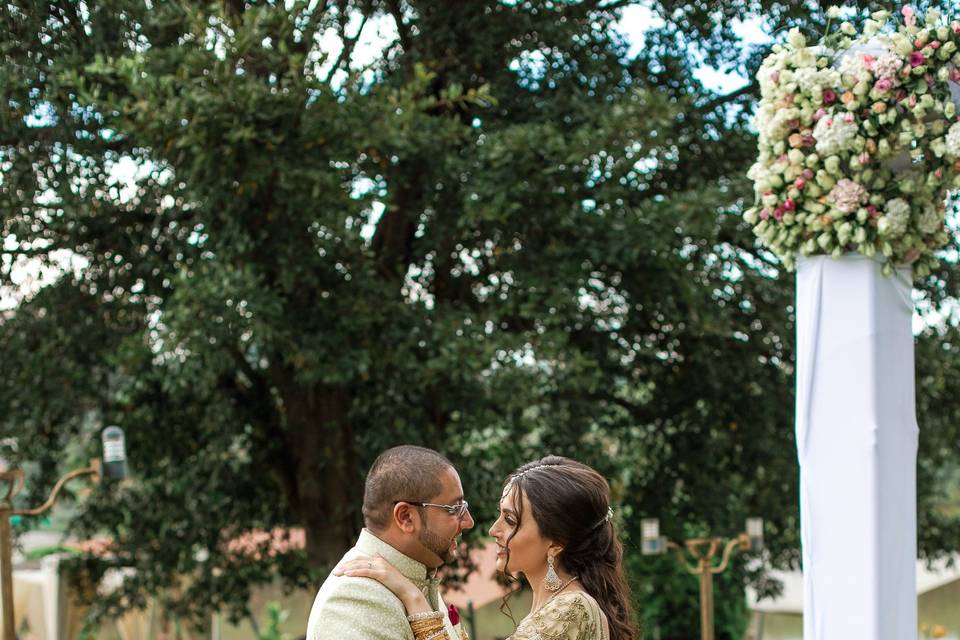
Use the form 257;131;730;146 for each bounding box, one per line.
788;28;807;49
945;121;960;159
814;113;859;156
879;198;911;238
918;205;942;234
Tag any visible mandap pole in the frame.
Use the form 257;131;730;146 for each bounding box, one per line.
795;256;917;639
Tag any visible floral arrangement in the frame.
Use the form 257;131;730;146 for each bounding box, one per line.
746;7;960;276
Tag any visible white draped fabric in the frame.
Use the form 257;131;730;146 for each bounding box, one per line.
795;255;918;640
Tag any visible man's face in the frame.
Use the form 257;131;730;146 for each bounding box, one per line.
415;466;475;567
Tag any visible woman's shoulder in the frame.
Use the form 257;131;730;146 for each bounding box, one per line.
547;590;601;612
517;591;605;639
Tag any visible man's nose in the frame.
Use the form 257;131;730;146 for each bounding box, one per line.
460;506;475;530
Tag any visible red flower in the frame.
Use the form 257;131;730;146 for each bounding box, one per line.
448;604;460;626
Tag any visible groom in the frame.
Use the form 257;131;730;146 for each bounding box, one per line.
306;445;475;640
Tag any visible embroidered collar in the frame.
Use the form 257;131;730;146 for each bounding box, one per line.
356;529;440;590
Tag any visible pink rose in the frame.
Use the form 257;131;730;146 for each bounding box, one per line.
760;209;771;220
823;90;837;105
783;199;796;211
950;69;960;82
901;6;916;27
874;78;894;93
795;177;807;189
930;41;941;50
867;205;879;218
774;207;785;221
803;169;815;180
910;51;925;68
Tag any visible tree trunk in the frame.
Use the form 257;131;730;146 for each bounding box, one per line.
284;383;360;568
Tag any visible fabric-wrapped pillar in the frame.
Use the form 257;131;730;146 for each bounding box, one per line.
795;255;918;640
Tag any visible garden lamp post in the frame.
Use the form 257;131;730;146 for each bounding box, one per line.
0;427;128;640
642;517;764;640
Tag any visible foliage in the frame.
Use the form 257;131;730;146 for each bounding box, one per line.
254;602;292;640
2;1;959;638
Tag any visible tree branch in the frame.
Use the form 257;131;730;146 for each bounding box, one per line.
321;1;371;84
697;81;757;113
385;0;412;52
292;0;332;56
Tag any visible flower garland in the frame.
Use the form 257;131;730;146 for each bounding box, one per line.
746;7;960;276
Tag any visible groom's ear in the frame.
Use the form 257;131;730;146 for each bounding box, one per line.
393;502;419;533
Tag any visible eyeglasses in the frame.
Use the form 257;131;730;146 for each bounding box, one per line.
397;499;470;519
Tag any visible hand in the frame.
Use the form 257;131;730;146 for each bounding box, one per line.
334;553;431;616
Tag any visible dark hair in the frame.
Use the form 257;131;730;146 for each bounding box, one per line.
362;445;454;531
501;456;637;640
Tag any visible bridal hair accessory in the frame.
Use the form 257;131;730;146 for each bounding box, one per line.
543;554;563;591
590;506;615;531
509;463;552;483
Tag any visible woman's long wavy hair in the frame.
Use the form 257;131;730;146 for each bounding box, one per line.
499;455;637;640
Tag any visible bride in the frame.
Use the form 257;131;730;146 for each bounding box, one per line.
336;455;637;640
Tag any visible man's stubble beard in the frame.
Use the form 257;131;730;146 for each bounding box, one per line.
418;525;456;564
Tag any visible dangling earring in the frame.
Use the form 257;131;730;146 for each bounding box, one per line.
544;554;562;591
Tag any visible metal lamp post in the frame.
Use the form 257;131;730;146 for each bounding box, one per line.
0;427;128;640
642;517;764;640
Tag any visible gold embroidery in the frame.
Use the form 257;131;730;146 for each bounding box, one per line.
508;593;604;640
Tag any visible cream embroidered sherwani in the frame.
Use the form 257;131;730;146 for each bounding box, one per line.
306;529;464;640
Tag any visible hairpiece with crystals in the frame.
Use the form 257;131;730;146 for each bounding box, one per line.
509;463;552;483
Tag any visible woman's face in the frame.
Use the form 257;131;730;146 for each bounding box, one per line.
488;483;553;576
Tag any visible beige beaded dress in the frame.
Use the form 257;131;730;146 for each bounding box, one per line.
509;591;610;640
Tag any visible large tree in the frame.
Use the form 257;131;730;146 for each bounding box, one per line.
2;1;959;637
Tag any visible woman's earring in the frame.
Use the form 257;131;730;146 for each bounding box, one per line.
544;554;562;591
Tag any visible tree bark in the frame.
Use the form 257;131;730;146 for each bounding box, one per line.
283;382;360;568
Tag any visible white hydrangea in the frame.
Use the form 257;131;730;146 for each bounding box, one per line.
838;53;872;82
794;67;841;93
878;198;911;238
757;105;801;144
917;204;943;235
814;113;859;155
874;52;903;80
946;121;960;159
